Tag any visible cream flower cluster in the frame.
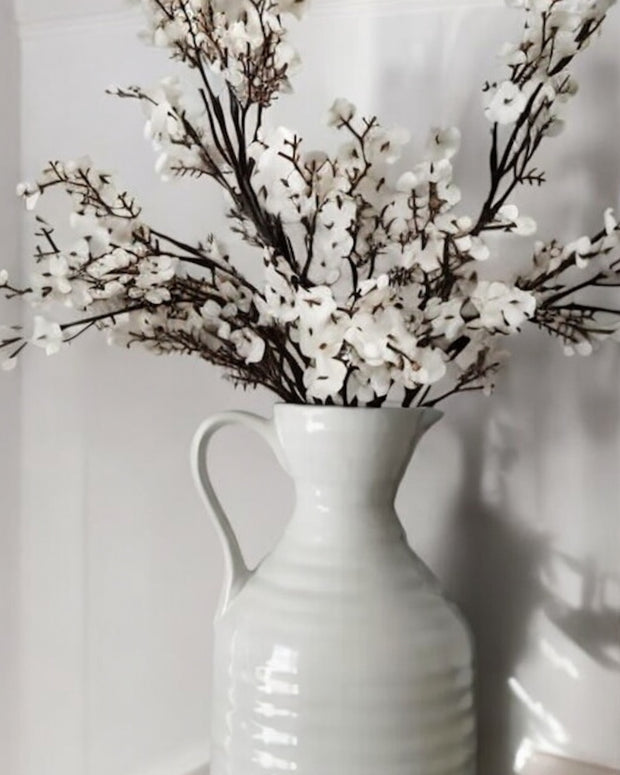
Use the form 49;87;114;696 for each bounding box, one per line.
2;0;620;407
486;0;614;129
140;0;306;107
247;111;537;401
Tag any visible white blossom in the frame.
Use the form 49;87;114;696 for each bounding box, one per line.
257;262;298;324
604;207;617;235
16;182;41;211
564;235;593;268
69;212;111;255
31;316;64;355
135;256;177;289
296;286;345;359
230;328;265;363
415;233;445;272
426;127;461;161
498;41;527;65
484;81;527;124
414;346;447;385
275;0;310;19
426;298;465;341
296;285;338;330
564;339;594;357
455;235;491;262
46;255;72;296
469;281;536;333
345;306;419;377
497;204;537;236
250;126;307;222
303;354;347;400
366;126;411;165
327;98;356;128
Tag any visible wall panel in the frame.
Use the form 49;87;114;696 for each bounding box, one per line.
14;2;620;774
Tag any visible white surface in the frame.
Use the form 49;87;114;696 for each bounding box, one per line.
4;1;620;774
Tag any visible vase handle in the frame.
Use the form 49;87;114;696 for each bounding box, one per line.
190;411;283;615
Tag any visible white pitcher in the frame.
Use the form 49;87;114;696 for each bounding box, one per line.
191;404;476;775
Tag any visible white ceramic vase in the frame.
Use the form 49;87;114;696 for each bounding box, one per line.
191;404;476;775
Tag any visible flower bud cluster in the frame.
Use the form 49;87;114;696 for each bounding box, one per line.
140;0;307;107
2;0;619;406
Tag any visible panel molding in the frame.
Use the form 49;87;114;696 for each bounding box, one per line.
314;0;499;15
18;0;501;37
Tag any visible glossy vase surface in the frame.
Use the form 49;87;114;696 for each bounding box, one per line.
191;404;476;775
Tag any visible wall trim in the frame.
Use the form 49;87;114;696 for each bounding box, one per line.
313;0;499;15
18;0;502;37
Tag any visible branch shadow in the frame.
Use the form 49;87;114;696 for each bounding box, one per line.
541;551;620;671
440;403;551;775
439;342;620;774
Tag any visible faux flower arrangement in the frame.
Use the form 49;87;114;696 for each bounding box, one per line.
2;0;619;407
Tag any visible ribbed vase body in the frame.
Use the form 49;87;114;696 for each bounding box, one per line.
209;405;476;775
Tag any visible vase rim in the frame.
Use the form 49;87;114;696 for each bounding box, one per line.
274;402;443;421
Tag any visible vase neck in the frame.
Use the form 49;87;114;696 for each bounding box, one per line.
284;487;406;553
273;404;441;518
295;482;399;509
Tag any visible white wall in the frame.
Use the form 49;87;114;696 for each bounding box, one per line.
13;0;130;25
9;1;620;775
0;1;20;773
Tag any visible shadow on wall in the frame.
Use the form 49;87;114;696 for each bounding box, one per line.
542;552;620;672
367;7;620;774
440;341;620;775
545;54;620;680
540;336;620;677
440;399;551;775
